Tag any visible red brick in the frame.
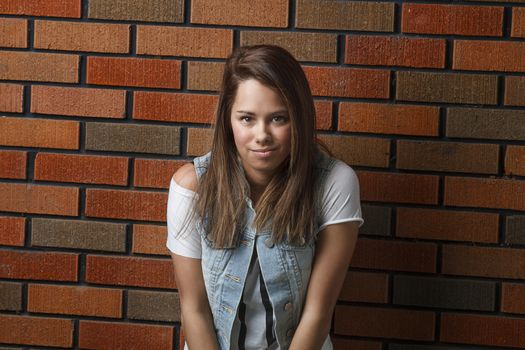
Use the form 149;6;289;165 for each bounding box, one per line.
86;189;167;222
0;183;78;216
137;26;232;58
397;208;499;243
345;35;445;68
79;320;173;350
335;305;435;340
359;170;439;205
0;249;77;281
402;4;503;36
0;0;81;18
506;146;525;176
191;0;288;28
351;238;437;273
454;40;525;72
0;216;25;246
304;66;390;98
441;313;525;347
442;245;525;279
0;18;27;48
87;57;181;89
134;159;184;189
0;150;26;179
35;153;128;185
133;91;217;123
502;283;525;314
34;20;129;53
339;271;389;303
0;83;23;113
132;224;169;255
512;7;525;38
314;100;332;130
0;117;79;149
505;76;525;106
28;284;122;318
86;255;175;288
332;339;382;350
0;315;73;347
0;51;78;83
339;102;439;136
445;176;525;211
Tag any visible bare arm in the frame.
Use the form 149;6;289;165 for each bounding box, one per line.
289;221;359;350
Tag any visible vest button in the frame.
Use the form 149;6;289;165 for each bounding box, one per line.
286;328;295;338
284;302;292;311
264;238;274;248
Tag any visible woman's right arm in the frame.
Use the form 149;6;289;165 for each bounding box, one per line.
169;163;219;349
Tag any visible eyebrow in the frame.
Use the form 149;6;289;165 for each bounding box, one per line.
235;110;288;115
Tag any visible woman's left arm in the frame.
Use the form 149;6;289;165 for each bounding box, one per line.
289;221;359;350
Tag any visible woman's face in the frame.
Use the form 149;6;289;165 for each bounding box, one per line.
230;79;291;185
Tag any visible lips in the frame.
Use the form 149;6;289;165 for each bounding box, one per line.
251;148;276;158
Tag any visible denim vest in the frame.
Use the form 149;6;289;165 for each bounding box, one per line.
193;150;335;350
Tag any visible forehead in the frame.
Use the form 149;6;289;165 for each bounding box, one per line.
231;79;286;111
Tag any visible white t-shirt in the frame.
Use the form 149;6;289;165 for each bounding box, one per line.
166;159;364;349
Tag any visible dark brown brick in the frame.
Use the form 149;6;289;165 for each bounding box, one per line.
333;339;381;350
505;76;525;106
502;283;525;314
393;275;496;311
88;0;183;22
134;159;184;189
187;128;212;156
513;7;525;38
0;150;26;179
0;18;27;48
360;205;391;236
0;216;25;246
0;83;23;113
86;255;175;288
296;0;394;32
454;40;525;72
396;71;498;105
389;345;480;350
318;135;390;168
0;0;81;18
241;31;337;63
128;290;180;322
187;61;224;91
0;51;78;83
334;305;435;340
0;281;22;311
397;140;499;174
506;146;525;176
85;122;180;155
191;0;288;28
339;271;389;303
397;208;499;243
0;315;73;347
132;224;169;255
32;218;126;252
506;215;525;244
0;249;78;281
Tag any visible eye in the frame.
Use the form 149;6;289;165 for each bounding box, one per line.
272;115;288;123
240;115;252;123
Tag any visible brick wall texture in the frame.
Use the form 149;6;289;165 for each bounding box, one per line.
1;0;525;349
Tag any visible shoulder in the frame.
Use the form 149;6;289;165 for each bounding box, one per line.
322;159;360;197
172;162;198;192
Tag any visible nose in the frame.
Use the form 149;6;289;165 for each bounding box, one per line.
255;121;271;144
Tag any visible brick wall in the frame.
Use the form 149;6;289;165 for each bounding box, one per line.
1;0;525;349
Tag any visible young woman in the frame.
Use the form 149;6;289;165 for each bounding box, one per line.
166;45;363;350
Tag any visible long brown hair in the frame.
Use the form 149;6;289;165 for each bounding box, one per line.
195;45;318;247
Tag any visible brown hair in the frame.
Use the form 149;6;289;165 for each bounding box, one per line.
195;44;318;247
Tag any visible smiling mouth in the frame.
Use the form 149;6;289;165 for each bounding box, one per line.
251;149;276;157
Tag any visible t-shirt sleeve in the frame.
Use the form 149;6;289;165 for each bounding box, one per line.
166;178;202;259
318;160;364;232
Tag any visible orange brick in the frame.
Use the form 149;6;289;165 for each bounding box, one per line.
191;0;288;28
304;66;390;98
359;170;439;205
0;18;27;48
339;102;439;136
0;150;26;179
397;208;499;243
85;189;167;222
87;57;181;89
137;26;232;58
339;271;389;303
335;305;435;340
0;249;77;281
402;4;503;36
445;176;525;211
133;91;217;123
134;159;185;189
0;51;78;83
0;216;25;246
28;284;122;318
79;320;173;350
505;146;525;176
315;100;332;130
0;183;78;216
0;83;23;113
35;153;128;185
132;224;169;255
31;85;126;118
351;238;437;273
0;117;79;149
0;0;81;18
345;35;445;68
512;7;525;38
86;255;175;288
454;40;525;72
0;315;73;347
34;20;129;53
